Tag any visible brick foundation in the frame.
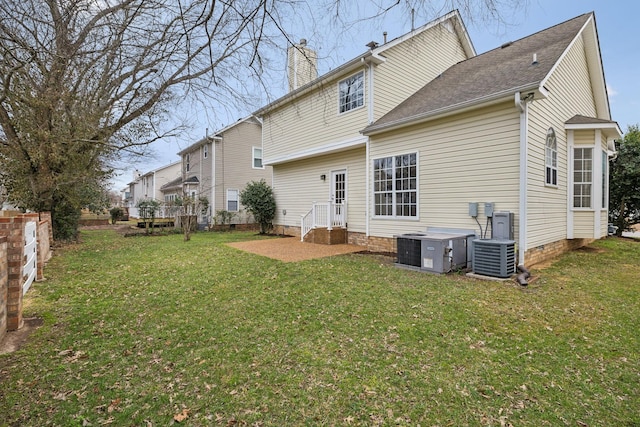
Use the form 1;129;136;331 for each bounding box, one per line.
277;225;597;266
524;238;594;267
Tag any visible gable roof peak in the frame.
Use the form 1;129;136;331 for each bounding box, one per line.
364;12;598;135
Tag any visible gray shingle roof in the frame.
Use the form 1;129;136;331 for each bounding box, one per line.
565;114;616;125
363;13;592;134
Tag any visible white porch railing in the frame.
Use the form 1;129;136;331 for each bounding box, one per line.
129;206;179;219
300;201;347;241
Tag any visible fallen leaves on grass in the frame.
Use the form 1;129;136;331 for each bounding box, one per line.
173;408;190;422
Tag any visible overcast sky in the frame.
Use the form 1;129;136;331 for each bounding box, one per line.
112;0;639;191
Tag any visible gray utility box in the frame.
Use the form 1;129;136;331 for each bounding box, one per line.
492;211;514;240
396;233;470;274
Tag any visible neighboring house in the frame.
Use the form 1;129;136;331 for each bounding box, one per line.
257;11;621;267
170;115;271;225
126;162;182;218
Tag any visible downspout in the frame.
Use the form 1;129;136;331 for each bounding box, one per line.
210;137;215;218
363;57;375;238
515;92;529;267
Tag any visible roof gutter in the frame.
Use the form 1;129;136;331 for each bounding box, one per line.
362;83;547;136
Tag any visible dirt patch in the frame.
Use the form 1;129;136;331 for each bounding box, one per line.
227;237;364;262
0;317;44;355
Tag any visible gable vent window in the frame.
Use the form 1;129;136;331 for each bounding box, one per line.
545;127;557;186
338;71;364;114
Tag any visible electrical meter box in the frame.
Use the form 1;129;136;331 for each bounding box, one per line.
484;202;495;218
468;202;479;217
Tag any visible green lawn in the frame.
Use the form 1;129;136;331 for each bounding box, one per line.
1;230;639;426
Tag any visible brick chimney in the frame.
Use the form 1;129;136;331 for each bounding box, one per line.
287;39;318;92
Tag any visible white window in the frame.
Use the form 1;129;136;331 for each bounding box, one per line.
186;153;190;172
227;189;239;212
338;71;364;114
573;147;592;208
204;144;208;159
373;153;417;217
252;147;263;169
545;128;557;186
601;149;607;209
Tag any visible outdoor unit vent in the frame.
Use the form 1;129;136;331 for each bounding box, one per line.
472;239;516;278
396;233;426;267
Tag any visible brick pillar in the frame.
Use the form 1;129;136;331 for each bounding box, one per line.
39;211;53;243
0;213;38;331
0;236;8;342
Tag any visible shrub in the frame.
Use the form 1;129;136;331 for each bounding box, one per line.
239;180;276;234
109;207;124;224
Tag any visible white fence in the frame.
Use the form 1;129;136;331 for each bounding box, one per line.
22;221;37;295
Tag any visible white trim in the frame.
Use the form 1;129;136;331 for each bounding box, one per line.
264;135;368;165
567;130;574;239
564;122;622;140
365;139;370;237
593;130;602;237
367;62;374;124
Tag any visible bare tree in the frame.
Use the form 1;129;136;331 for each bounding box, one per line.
0;0;526;240
0;0;286;239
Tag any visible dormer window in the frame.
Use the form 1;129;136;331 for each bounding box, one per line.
338;71;364;114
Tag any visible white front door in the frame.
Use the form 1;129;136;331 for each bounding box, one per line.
331;170;346;227
331;170;346;204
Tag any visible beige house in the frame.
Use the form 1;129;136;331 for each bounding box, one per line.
168;116;272;225
256;11;621;267
256;10;474;241
126;161;181;218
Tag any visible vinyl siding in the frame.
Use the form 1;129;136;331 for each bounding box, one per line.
262;20;470;163
368;102;520;239
214;121;272;215
373;22;468;120
152;163;181;201
573;211;595;238
527;32;598;248
262;70;370;162
183;143;213;194
272;147;366;232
